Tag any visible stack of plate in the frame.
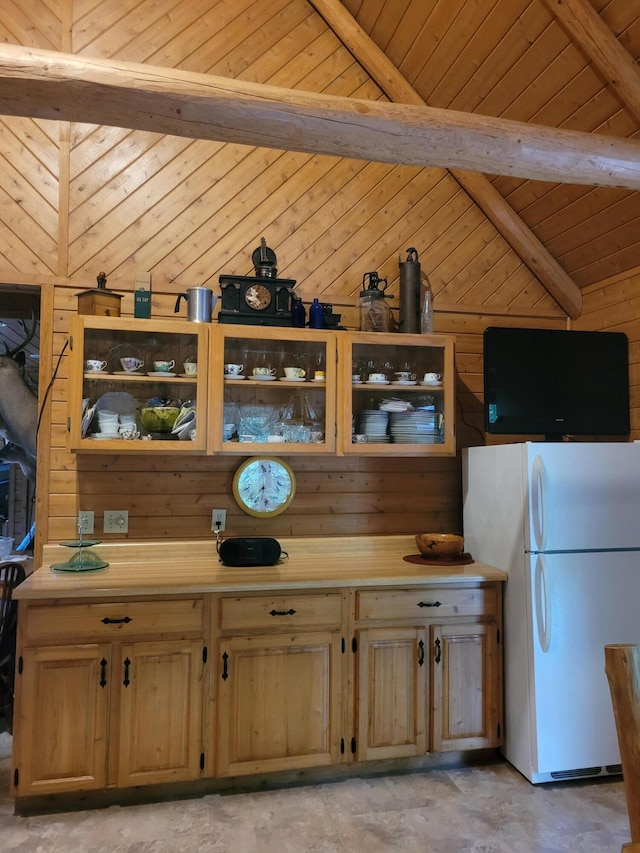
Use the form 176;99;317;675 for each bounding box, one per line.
389;411;443;444
358;410;390;442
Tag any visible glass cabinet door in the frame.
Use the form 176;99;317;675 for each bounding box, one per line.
211;326;336;454
338;332;455;455
67;316;209;453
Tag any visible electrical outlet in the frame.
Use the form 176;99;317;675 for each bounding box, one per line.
78;511;94;534
104;510;129;533
212;509;226;531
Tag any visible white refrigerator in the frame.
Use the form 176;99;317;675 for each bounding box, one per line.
463;442;640;784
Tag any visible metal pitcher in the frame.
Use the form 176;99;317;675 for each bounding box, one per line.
174;287;217;323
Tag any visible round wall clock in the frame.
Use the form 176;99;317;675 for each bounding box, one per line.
244;284;273;311
232;456;296;517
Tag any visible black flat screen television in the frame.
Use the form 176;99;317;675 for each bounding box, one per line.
483;327;630;441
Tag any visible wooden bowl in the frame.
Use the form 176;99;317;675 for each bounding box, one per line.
415;533;464;560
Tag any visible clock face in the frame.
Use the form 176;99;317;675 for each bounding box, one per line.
232;457;296;517
244;284;273;311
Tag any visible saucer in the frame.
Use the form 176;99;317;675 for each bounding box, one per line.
392;380;417;386
114;370;143;375
179;373;198;379
367;379;390;385
419;380;442;386
147;371;177;377
224;374;245;380
281;376;306;382
91;433;121;440
311;378;326;383
253;375;277;381
85;370;109;376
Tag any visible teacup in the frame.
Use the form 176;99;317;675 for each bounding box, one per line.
368;372;386;383
153;360;175;373
224;363;244;376
183;362;198;376
284;366;306;379
85;359;107;372
395;371;416;381
119;424;140;440
314;370;325;381
120;357;144;372
352;374;361;383
253;366;277;377
423;372;441;384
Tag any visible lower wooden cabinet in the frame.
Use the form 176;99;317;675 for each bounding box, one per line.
12;599;206;797
12;582;502;802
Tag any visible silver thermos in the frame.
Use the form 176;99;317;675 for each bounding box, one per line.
398;247;421;334
174;287;217;323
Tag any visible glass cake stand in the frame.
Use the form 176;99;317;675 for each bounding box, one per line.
50;527;109;572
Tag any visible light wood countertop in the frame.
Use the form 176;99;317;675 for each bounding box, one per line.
16;536;506;600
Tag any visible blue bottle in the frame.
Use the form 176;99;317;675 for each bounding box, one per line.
309;298;324;329
291;296;306;327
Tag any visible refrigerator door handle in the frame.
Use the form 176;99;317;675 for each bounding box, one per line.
534;554;551;652
531;455;548;551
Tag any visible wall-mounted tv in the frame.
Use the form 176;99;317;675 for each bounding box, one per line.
483;326;630;441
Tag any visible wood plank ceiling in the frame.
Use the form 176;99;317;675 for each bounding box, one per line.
340;0;640;292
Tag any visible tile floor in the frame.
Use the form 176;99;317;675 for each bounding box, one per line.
0;729;632;852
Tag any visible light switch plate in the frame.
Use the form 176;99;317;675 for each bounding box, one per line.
104;510;128;533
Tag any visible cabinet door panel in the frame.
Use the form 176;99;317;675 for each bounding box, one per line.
217;632;343;776
431;623;500;752
357;628;427;761
14;644;110;795
117;640;203;786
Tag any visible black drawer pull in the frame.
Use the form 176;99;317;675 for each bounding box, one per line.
101;616;132;624
417;601;442;608
269;609;296;616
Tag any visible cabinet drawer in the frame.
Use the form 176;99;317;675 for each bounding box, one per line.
219;593;343;632
23;599;204;644
356;587;497;622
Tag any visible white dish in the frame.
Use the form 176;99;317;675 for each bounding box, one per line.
113;370;144;375
224;374;245;380
311;378;326;383
253;375;277;381
419;380;443;386
391;380;417;386
84;370;110;376
81;404;96;438
281;376;306;382
352;380;363;384
179;373;198;379
367;380;390;385
91;433;122;440
147;371;177;377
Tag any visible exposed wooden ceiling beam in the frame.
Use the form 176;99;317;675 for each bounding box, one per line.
307;0;582;318
542;0;640;126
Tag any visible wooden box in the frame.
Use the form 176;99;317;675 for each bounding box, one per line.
76;288;123;317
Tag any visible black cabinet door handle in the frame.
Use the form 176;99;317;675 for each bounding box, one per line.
269;609;296;616
417;601;442;608
101;616;132;624
99;658;107;687
221;652;229;680
123;657;131;687
418;640;425;667
434;637;442;665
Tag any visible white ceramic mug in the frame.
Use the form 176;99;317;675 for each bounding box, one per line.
253;366;277;377
224;363;244;376
183;362;198;376
85;359;107;372
284;366;306;379
423;372;441;383
120;357;144;372
368;372;386;383
153;360;175;373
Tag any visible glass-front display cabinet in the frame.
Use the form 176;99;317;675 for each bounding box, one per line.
338;332;455;456
67;316;209;453
210;326;337;454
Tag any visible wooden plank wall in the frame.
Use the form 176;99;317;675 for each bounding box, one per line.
3;0;627;558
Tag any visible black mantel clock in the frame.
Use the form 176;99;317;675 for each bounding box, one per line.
218;237;297;326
